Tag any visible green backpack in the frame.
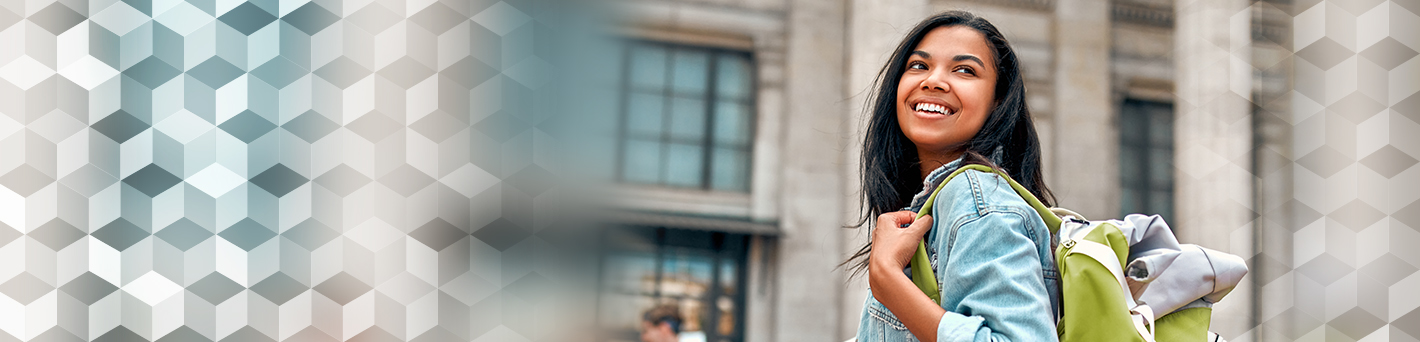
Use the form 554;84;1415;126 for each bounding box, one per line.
910;165;1244;342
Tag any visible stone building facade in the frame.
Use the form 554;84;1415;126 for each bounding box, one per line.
593;0;1296;340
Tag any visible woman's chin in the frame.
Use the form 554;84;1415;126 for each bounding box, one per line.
904;136;962;153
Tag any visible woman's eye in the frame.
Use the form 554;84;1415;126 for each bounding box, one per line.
953;67;975;75
908;62;927;70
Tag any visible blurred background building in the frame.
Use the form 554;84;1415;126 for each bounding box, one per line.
0;0;1409;339
589;0;1418;341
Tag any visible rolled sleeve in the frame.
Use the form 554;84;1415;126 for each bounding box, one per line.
932;209;1057;342
936;311;986;342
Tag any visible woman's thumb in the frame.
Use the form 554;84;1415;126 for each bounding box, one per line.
907;215;933;234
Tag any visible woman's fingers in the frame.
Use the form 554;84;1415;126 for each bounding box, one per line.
876;211;930;237
868;211;934;270
905;215;932;236
877;211;916;229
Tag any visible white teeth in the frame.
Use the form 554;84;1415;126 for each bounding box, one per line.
913;102;954;115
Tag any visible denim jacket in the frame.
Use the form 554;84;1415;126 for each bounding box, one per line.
856;159;1061;342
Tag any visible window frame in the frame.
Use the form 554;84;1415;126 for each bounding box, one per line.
1118;98;1175;221
613;40;757;192
595;226;751;342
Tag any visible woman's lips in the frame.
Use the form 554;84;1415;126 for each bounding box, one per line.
909;97;957;116
912;102;954;115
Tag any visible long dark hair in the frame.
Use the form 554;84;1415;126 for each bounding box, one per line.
843;11;1055;277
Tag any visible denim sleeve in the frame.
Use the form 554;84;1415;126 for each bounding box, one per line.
933;210;1057;342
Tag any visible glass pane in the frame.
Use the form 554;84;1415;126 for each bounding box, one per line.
1120;190;1141;215
711;148;749;192
626;92;665;138
672;50;709;96
623;139;663;184
660;251;713;298
1150;110;1173;147
716;296;736;336
603;252;658;294
719;259;737;296
669;97;707;141
713;101;750;146
665;143;705;187
716;55;751;100
630;45;667;90
1148;147;1173;190
1119;111;1144;144
1150;190;1173;221
678;298;708;335
1118;145;1143;186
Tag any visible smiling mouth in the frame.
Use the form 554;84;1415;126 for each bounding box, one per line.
913;102;955;115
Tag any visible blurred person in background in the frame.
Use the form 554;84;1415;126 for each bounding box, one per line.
641;304;684;342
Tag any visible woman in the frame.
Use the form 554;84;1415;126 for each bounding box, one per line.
844;11;1059;342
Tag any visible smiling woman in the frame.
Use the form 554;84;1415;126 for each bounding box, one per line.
842;10;1058;342
895;26;999;175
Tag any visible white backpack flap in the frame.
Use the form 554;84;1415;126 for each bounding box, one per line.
1105;214;1185;298
1136;244;1249;316
1200;246;1248;303
1057;213;1184;300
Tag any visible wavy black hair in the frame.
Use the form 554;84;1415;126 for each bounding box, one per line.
843;10;1055;277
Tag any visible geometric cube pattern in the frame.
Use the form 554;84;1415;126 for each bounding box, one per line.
1276;0;1420;340
0;0;560;340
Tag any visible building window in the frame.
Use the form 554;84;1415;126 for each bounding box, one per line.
1119;99;1175;220
617;41;755;192
598;227;748;342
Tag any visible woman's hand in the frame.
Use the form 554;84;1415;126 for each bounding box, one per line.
867;211;944;342
868;211;934;272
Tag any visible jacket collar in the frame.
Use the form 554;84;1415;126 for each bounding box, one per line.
906;157;965;211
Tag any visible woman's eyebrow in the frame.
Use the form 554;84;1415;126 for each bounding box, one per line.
953;54;985;68
911;51;985;68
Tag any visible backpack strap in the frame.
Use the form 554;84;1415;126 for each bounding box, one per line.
909;164;1061;304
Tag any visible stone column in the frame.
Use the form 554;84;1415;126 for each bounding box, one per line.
1052;0;1118;219
840;0;929;338
776;0;848;341
1173;0;1255;338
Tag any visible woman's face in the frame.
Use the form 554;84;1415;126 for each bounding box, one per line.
895;25;998;163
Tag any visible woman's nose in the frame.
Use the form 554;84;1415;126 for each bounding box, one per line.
920;72;949;92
